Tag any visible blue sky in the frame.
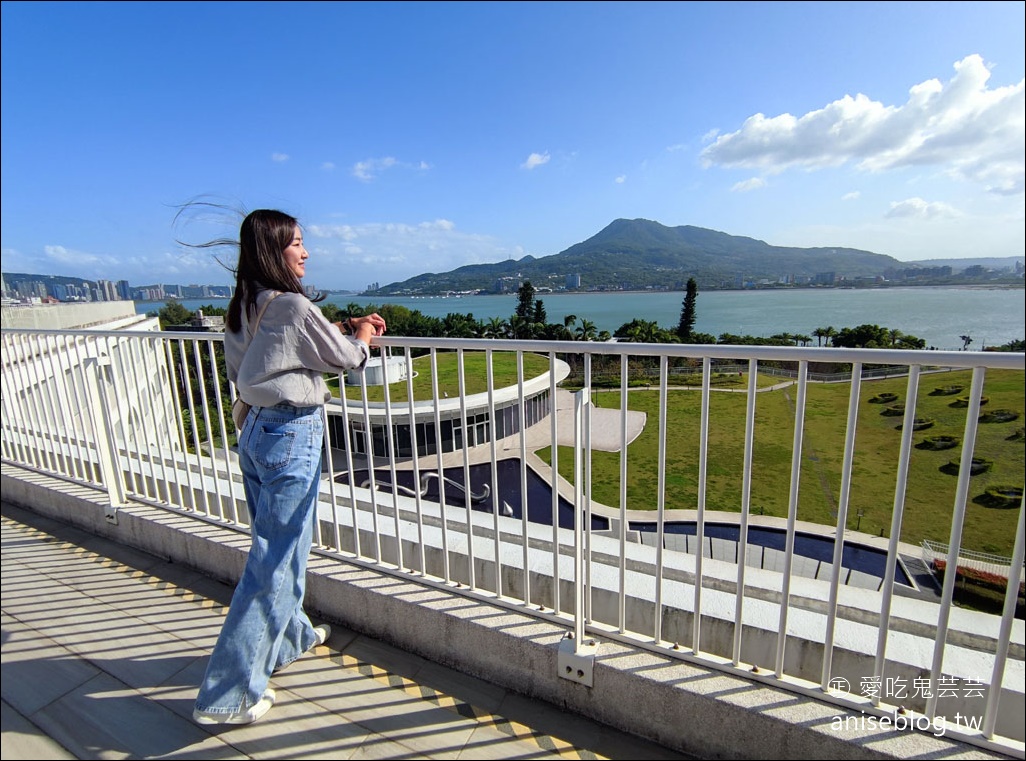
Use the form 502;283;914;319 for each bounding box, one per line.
2;1;1023;291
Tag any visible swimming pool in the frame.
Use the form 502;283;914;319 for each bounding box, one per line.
630;521;913;587
338;458;610;530
339;458;912;587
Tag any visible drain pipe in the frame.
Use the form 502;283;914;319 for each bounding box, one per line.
559;386;598;687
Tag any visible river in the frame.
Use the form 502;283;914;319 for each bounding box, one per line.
136;285;1024;351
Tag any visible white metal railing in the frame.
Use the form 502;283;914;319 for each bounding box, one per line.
634;362;941;384
922;539;1024;576
2;325;1024;756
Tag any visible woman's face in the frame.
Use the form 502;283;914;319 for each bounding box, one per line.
283;225;308;279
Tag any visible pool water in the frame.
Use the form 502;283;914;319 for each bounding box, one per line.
631;521;913;587
339;458;610;530
339;459;911;586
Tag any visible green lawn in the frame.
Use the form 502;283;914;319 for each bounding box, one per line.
328;350;554;403
325;350;1022;555
539;368;1024;556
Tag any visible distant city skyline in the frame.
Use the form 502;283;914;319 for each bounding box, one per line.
0;269;355;305
2;3;1023;290
3;251;1021;307
0;271;232;305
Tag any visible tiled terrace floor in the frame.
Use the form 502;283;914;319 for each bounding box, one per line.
1;500;691;760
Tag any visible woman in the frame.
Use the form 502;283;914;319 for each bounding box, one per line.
193;209;386;725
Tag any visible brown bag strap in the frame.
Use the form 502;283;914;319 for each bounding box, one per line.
246;290;281;344
236;291;281;405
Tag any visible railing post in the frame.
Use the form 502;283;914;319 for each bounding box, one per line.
558;386;598;686
83;355;127;522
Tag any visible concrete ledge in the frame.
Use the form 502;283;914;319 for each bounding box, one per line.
2;465;1017;760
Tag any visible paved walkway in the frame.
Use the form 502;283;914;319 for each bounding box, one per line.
550;389;646;452
1;501;690;761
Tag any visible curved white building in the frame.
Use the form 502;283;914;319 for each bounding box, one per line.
326;356;570;459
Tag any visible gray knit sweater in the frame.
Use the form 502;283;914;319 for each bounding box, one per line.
225;289;369;408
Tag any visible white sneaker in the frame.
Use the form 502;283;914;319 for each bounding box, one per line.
273;625;332;673
313;624;331;646
193;689;275;725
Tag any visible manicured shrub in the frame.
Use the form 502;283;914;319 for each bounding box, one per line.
951;395;990;408
881;404;905;416
869;392;898;404
917;435;960;450
930;385;965;396
941;457;993;476
897;417;934;431
982;485;1023;508
979;409;1019;424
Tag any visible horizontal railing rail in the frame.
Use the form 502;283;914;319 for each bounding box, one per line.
2;325;1024;756
922;539;1025;577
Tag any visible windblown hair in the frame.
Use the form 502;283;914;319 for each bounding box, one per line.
226;210;303;333
173;202;323;333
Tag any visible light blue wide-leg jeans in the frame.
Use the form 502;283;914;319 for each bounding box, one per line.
194;403;324;715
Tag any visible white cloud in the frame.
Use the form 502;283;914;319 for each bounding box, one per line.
701;55;1025;195
271;153;289;162
842;191;861;201
521;151;550;170
14;244;234;286
731;177;766;192
351;156;429;181
321;162;336;171
306;218;508;285
885;197;961;219
615;175;627;184
43;244;119;270
5;244;116;281
352;156;397;181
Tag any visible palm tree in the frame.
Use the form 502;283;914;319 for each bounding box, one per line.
898;335;926;350
960;334;973;351
442;313;476;338
509;314;532;340
574;318;598;342
483;316;509;339
543;322;574;340
623;319;661;343
813;326;836;347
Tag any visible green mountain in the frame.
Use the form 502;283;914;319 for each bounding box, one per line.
369;218;904;295
3;272;99;288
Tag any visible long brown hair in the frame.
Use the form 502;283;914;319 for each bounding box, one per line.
225;209;323;333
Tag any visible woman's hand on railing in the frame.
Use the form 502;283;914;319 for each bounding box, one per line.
338;314;387;345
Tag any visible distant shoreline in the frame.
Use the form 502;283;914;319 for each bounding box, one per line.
132;286;1024;350
358;282;1024;299
130;281;1023;305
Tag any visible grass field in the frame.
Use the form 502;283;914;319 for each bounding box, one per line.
325;351;1022;555
329;350;553;402
539;367;1024;556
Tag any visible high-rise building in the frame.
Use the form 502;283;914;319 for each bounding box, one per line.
97;279;118;301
